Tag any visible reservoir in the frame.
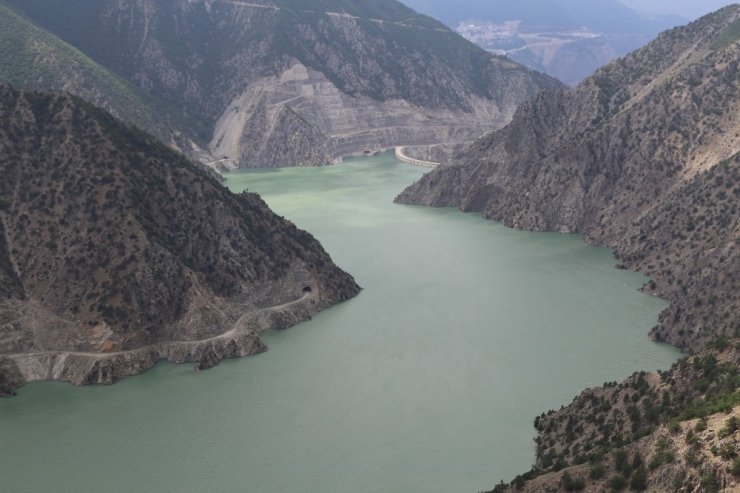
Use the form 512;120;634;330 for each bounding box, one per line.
0;154;680;493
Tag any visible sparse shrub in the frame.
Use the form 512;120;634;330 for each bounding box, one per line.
608;475;627;492
719;443;737;460
614;449;632;477
731;456;740;477
590;463;605;480
685;448;702;467
700;472;720;493
685;430;699;446
511;474;526;490
718;416;738;438
561;472;585;492
630;467;648;491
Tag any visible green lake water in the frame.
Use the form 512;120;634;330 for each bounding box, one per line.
0;153;680;492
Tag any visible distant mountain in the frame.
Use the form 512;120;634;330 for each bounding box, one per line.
404;0;682;31
403;0;685;85
0;0;561;169
0;85;360;395
403;0;575;28
398;6;740;353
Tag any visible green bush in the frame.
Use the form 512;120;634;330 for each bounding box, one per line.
561;472;585;492
685;431;699;446
718;416;738;438
614;449;632;477
630;467;648;491
731;456;740;477
590;463;606;480
648;455;662;470
685;448;702;467
608;475;628;492
700;472;720;493
719;443;737;460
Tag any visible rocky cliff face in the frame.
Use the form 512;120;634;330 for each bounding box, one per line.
0;85;360;395
398;7;740;353
208;61;542;169
2;0;562;168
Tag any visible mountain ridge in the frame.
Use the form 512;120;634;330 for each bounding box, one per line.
1;0;562;168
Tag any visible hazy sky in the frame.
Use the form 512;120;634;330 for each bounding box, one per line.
618;0;737;20
404;1;738;24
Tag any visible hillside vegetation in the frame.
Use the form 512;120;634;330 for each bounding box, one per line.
0;85;360;393
0;4;182;145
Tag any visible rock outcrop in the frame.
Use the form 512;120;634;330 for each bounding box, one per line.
1;0;562;168
0;85;360;394
398;6;740;353
208;61;538;170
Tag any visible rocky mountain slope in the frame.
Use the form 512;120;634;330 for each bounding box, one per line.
0;85;360;395
398;6;740;354
0;4;191;151
1;0;562;169
491;347;740;492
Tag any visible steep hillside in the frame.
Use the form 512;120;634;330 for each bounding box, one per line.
1;0;561;168
490;348;740;492
398;6;740;353
0;85;360;395
0;4;193;150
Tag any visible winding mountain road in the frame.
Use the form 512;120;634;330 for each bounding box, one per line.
4;290;314;361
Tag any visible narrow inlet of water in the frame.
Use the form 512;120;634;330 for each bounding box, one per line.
0;154;680;493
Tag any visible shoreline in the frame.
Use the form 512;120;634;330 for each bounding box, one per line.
2;291;322;393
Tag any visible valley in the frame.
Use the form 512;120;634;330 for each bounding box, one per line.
0;155;680;492
0;1;737;491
